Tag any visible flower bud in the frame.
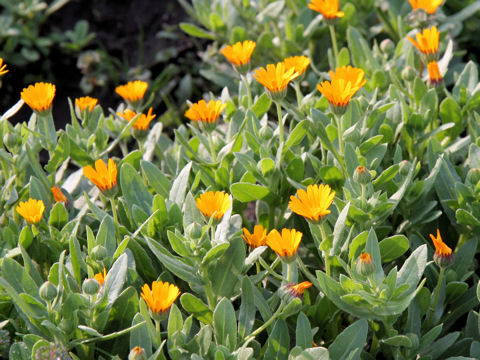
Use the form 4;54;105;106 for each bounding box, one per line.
356;252;376;277
129;346;147;360
39;281;57;302
434;252;455;269
279;281;312;303
401;66;416;82
259;125;274;142
399;160;411;176
82;278;100;295
380;39;395;55
466;168;480;185
353;166;372;184
3;131;19;151
91;245;107;261
186;222;203;240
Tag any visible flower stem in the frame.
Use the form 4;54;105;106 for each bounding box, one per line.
241;74;252;109
109;197;121;243
275;101;284;166
294;81;303;113
207;131;217;163
319;222;331;276
334;113;344;155
259;257;283;282
155;319;162;345
329;24;339;68
243;302;285;343
361;183;367;210
428;267;445;326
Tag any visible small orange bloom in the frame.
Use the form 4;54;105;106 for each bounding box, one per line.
359;252;373;263
288;281;313;298
406;26;439;58
221;40;256;67
51;186;68;203
266;228;303;259
429;229;452;257
427;61;443;86
21;82;56;113
283;56;311;77
94;268;107;286
141;281;180;314
308;0;344;20
409;0;442;14
115;80;148;103
242;225;268;248
118;107;156;130
83;159;118;192
196;191;231;220
16;198;45;224
185;99;226;124
253;62;298;97
289;184;335;223
0;58;8;76
75;96;98;112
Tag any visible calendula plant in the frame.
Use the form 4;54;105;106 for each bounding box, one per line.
2;0;480;359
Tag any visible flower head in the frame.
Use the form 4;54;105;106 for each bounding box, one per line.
196;191;231;221
356;252;375;276
221;40;256;68
51;186;68;203
21;82;56;114
94;268;107;286
115;80;148;104
288;281;313;298
253;62;298;99
406;26;439;59
0;58;8;76
283;56;311;78
242;225;267;248
289;184;335;223
308;0;344;21
409;0;442;14
429;229;454;267
141;281;180;315
427;60;443;86
118;107;156;130
266;228;303;260
83;159;118;193
16;198;45;224
75;96;98;112
185;99;226;126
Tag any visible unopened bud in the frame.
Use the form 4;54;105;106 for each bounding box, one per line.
356;252;376;276
129;346;147;360
353;166;372;184
39;281;57;302
82;278;100;295
186;222;203;240
91;245;107;261
380;39;395;55
259;125;274;141
466;168;480;185
3;131;19;150
401;66;416;82
399;160;410;176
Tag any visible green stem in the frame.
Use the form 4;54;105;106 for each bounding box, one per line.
241;74;252;109
259;257;284;282
275;101;284;167
211;224;216;244
155;319;162;345
361;184;367;210
109;197;121;243
296;257;318;286
428;267;445;325
207;131;217;163
294;81;303;113
243;302;285;343
319;222;331;276
334;113;344;155
329;24;339;69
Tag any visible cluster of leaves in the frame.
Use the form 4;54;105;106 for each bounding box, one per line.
1;0;480;359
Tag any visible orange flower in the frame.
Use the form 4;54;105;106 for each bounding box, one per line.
242;225;267;248
429;229;454;268
118;107;156;130
0;58;8;76
115;80;148;103
51;186;68;203
21;82;56;114
185;100;226;125
427;61;443;86
356;252;375;276
253;62;298;99
409;0;442;14
94;268;107;286
141;281;180;314
16;198;45;224
196;191;231;220
308;0;344;20
266;228;303;259
221;40;256;67
289;184;335;223
283;56;311;77
75;96;98;112
406;26;439;59
83;159;118;193
288;281;313;298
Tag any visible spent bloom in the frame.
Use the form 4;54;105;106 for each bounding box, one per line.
196;191;231;221
253;62;298;99
141;281;180;315
266;228;303;260
51;186;68;203
16;198;45;224
115;80;148;103
75;96;98;112
430;229;454;268
308;0;344;21
83;159;118;193
21;82;56;114
289;184;335;223
283;56;311;78
406;26;439;60
118;107;156;130
221;40;256;68
409;0;442;14
94;268;107;287
242;225;268;248
427;60;443;86
0;58;8;76
185;99;226;126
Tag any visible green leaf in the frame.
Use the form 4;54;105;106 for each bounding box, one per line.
238;276;256;341
169;162;192;206
296;312;313;349
329;319;368;360
264;319;289;360
379;235;409;263
453;61;478;99
140;160;171;198
365;228;384;284
49;202;68;229
120;163;153;215
103;253;128;305
179;22;215;39
167;303;184;338
230;182;270;202
130;312;152;357
331;202;350;256
202;243;230;267
213;297;237;351
45;131;70;172
180;293;212;324
382;335;413;347
29;176;51;210
252;93;272;118
347;26;377;70
284;120;309;152
96;215;117;259
397;245;427;293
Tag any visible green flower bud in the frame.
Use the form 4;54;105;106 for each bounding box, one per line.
399;160;411;176
380;39;395;55
91;245;107;261
259;125;274;142
466;168;480;185
82;278;100;295
266;88;287;102
129;346;148;360
434;252;455;268
353;166;372;184
39;281;57;302
401;66;416;82
186;222;203;240
3;131;19;150
356;252;376;277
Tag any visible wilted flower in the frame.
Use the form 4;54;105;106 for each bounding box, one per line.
0;58;8;76
115;80;148;104
266;228;303;260
308;0;344;22
118;107;156;130
409;0;442;14
221;40;256;70
141;281;180;315
51;186;68;203
83;159;118;194
196;191;231;221
75;96;98;112
16;198;45;224
242;225;268;248
406;26;439;60
253;62;298;100
427;60;443;86
94;268;107;286
283;56;311;78
289;184;335;223
21;82;56;114
430;229;454;268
